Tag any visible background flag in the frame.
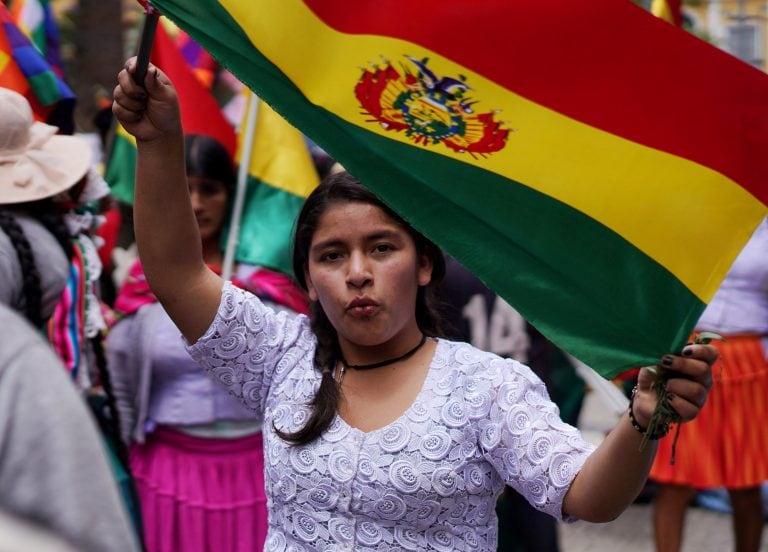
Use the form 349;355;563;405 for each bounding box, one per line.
151;21;235;155
104;124;137;205
6;0;65;76
0;2;73;131
145;0;768;377
164;21;218;89
105;20;235;204
229;92;319;275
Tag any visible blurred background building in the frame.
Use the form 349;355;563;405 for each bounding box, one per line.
684;0;767;70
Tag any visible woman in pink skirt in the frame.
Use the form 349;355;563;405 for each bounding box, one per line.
107;134;308;552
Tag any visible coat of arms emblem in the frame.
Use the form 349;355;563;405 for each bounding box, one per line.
355;56;509;157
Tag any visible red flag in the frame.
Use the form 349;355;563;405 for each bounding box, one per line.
150;22;235;155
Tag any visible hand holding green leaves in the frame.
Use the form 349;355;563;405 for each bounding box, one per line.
634;338;719;460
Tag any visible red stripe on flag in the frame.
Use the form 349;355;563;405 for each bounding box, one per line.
151;23;236;156
304;0;768;206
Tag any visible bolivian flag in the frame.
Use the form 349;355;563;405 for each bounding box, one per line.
147;0;768;378
104;124;137;206
231;94;319;276
106;21;235;205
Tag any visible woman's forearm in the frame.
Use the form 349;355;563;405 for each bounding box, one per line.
134;131;206;299
114;61;226;342
562;346;715;522
563;413;656;522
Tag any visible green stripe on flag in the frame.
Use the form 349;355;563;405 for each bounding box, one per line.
105;132;137;205
27;70;59;106
228;177;306;277
327;113;706;373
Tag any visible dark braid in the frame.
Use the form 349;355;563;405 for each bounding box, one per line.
27;200;74;260
0;209;44;327
90;335;131;468
274;304;342;444
276;171;446;445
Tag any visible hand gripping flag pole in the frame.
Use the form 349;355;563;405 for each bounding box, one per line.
133;1;160;86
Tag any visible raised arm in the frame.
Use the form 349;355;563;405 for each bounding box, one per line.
113;58;223;341
562;344;716;521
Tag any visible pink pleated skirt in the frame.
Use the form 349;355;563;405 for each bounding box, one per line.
130;427;268;552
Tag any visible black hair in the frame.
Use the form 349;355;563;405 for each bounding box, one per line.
277;171;446;445
0;209;43;327
26;200;74;260
184;134;236;196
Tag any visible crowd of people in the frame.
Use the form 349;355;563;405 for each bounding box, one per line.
0;43;763;552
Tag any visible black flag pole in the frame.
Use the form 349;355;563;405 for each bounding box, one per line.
133;1;160;86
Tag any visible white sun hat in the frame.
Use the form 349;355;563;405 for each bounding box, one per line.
0;87;92;205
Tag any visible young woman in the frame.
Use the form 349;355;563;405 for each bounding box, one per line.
107;134;306;552
113;59;716;552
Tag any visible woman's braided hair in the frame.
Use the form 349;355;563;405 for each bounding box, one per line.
276;171;446;445
0;209;43;327
0;201;72;326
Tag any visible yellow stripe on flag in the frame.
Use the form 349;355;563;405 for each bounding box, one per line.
115;123;137;146
0;50;9;73
236;91;319;198
221;0;767;302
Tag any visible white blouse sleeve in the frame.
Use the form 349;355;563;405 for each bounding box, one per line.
478;356;596;521
185;281;316;415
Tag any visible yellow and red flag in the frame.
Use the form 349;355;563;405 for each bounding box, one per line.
145;0;768;377
231;93;319;276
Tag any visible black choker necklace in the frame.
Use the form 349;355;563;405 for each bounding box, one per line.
340;334;428;371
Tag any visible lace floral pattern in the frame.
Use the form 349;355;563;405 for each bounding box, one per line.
187;283;595;552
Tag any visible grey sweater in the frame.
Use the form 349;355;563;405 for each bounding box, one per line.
0;303;139;552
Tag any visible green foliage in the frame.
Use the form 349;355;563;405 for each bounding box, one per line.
638;332;723;461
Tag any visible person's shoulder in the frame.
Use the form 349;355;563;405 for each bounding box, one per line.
226;281;310;324
440;338;512;361
437;338;540;383
438;338;515;371
10;214;69;265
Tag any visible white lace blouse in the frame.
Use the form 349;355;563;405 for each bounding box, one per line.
187;282;595;552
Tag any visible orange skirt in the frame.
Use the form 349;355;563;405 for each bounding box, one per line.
650;335;768;490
